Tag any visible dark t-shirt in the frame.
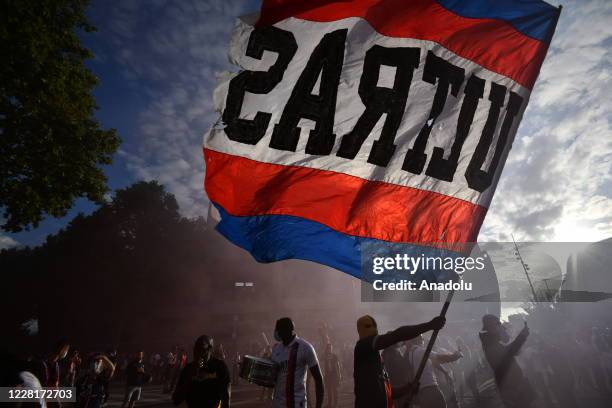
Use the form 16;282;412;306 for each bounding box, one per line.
382;346;412;389
354;336;392;408
126;360;145;386
480;332;535;406
76;372;107;408
173;358;230;408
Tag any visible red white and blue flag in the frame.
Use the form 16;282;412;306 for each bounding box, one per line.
204;0;560;277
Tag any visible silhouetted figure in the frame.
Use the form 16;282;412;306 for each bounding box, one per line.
122;351;148;408
63;350;81;387
103;349;118;404
163;347;178;393
169;348;187;393
454;338;480;404
75;355;115;408
381;342;411;408
479;315;535;408
353;314;446;408
323;343;342;408
37;339;70;388
150;353;162;383
1;350;46;407
172;335;230;408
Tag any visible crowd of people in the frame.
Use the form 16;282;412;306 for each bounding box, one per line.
2;312;612;408
1;342;196;408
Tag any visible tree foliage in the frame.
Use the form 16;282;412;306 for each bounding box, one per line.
0;0;120;232
0;181;362;352
0;181;213;350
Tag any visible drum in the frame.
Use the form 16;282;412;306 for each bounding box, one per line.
239;355;277;388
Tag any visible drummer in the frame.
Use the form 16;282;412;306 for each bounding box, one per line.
271;317;324;408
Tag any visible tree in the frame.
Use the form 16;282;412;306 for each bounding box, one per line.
0;0;120;232
19;181;214;348
0;181;362;352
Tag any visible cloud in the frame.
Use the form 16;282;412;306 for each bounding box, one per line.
92;0;256;218
0;234;19;250
92;0;610;241
480;0;612;242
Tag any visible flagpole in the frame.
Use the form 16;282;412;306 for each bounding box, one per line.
405;288;455;407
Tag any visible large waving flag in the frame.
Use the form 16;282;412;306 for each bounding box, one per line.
204;0;560;277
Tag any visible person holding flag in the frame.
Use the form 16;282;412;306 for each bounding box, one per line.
353;314;446;408
203;0;562;406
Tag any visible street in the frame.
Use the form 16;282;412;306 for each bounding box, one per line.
106;382;356;408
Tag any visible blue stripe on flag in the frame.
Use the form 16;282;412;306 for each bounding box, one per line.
213;203;462;283
213;203;363;278
437;0;559;43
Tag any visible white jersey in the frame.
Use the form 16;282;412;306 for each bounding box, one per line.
409;345;440;389
19;371;46;408
271;336;319;408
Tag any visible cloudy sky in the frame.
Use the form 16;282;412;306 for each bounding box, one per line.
3;0;611;249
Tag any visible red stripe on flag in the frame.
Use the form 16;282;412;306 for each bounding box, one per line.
204;149;487;244
256;0;548;89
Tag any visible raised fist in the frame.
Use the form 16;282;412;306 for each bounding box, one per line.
429;316;446;331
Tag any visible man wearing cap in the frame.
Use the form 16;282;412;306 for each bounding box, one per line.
270;317;323;408
479;314;535;407
353;314;446;408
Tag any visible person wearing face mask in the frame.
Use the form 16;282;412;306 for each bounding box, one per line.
479;314;535;408
270;317;324;408
353;314;446;408
172;335;231;408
